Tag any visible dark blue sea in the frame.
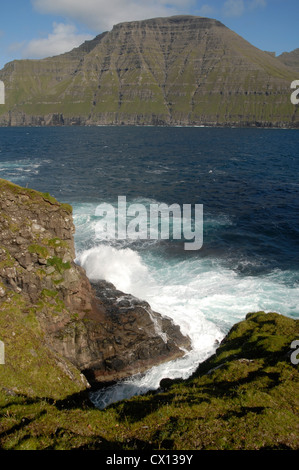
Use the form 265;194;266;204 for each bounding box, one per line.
0;126;298;407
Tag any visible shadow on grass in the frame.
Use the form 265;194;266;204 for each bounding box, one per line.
0;410;47;439
0;389;147;450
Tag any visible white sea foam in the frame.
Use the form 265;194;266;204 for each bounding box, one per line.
73;204;299;408
0;160;41;181
77;245;151;297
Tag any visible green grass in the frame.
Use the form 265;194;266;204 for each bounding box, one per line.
0;289;86;402
0;179;72;215
46;257;71;274
0;311;298;450
28;244;50;260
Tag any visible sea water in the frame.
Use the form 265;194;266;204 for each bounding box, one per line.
0;126;298;408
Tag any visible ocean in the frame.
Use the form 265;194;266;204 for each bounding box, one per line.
0;126;298;408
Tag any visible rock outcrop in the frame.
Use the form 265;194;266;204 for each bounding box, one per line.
278;48;299;73
0;15;298;128
0;178;190;395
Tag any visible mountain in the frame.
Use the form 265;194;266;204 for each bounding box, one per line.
0;15;298;127
277;48;299;73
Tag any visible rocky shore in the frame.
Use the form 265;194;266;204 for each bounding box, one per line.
0;178;190;396
0;178;298;450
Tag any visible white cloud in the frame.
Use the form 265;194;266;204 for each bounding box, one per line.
31;0;195;32
223;0;245;17
21;22;93;59
197;5;216;17
222;0;266;17
249;0;266;10
9;41;26;53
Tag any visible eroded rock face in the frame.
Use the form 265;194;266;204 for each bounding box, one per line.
83;281;190;382
0;15;298;128
0;179;190;384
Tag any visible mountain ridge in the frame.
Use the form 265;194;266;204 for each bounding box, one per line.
277;48;299;73
0;15;298;127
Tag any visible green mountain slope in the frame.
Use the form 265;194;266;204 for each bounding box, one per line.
0;15;298;127
278;48;299;73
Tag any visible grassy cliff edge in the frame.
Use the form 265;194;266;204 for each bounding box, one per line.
0;310;298;450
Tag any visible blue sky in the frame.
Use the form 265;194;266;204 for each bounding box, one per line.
0;0;298;69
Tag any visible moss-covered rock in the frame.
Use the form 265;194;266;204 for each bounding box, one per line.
0;288;89;399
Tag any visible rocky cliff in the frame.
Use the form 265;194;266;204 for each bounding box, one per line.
0;178;190;397
278;48;299;73
0;15;298;128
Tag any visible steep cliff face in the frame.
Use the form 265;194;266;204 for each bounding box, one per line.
0;15;298;127
0;179;190;396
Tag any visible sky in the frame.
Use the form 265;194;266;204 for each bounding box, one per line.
0;0;298;69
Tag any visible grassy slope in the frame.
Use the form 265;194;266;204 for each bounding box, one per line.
0;311;298;450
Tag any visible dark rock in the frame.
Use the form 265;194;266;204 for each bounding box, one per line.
159;378;175;390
